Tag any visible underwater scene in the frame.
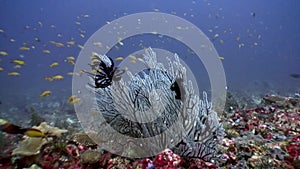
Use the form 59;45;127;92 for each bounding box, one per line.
0;0;300;168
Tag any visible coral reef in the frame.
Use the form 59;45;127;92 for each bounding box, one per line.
153;148;182;168
0;93;299;168
2;48;300;168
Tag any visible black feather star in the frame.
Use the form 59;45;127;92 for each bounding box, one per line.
88;55;125;89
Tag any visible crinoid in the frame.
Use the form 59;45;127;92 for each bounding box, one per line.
87;52;125;88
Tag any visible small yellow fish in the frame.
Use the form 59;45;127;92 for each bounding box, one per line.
19;46;30;51
78;44;84;49
50;41;64;47
118;41;124;46
0;29;4;33
55;42;64;47
91;58;101;65
40;90;51;98
137;57;144;62
67;95;76;102
128;55;137;61
49;62;59;67
0;119;45;137
71;98;81;104
43;50;51;54
69;60;75;66
13;65;21;69
8;72;20;76
93;42;102;47
117;37;124;46
0;119;7;125
0;51;8;56
52;75;64;80
24;128;45;137
67;95;81;104
67;72;80;76
66;41;75;46
115;57;124;61
44;77;53;82
218;56;225;60
0;67;3;72
66;56;75;65
11;59;25;65
67;56;75;61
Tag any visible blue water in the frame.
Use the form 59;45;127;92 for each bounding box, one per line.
0;0;299;117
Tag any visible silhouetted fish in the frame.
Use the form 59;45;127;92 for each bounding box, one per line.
289;73;300;79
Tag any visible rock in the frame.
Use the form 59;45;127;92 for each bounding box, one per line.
12;137;49;156
68;133;98;148
80;150;101;164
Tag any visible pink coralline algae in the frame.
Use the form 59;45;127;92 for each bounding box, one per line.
132;158;153;169
107;156;133;169
152;149;183;169
285;144;300;165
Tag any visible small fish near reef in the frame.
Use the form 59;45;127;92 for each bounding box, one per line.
40;90;51;98
52;75;64;80
11;59;26;65
0;51;8;56
49;62;59;67
43;49;51;54
67;95;81;104
44;76;54;82
8;72;20;76
19;46;30;51
0;119;45;137
289;73;300;79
